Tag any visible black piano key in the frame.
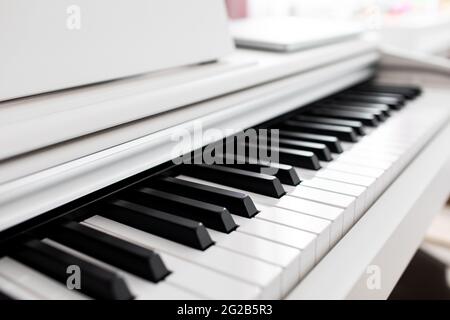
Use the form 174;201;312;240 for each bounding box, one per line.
347;89;406;101
50;222;170;282
127;188;237;233
181;164;286;198
101;200;214;250
294;115;366;135
277;138;332;161
248;144;321;170
305;108;379;127
334;93;404;109
279;147;321;170
218;160;301;186
150;177;258;218
280;120;358;142
0;290;12;300
323;100;392;116
356;84;420;99
316;104;386;122
279;131;343;153
347;89;409;104
11;240;133;300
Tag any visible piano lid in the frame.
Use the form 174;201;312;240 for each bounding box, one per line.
0;0;234;102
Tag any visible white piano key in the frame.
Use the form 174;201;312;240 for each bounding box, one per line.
255;204;331;260
315;169;376;208
342;151;399;163
0;274;43;300
0;257;89;300
177;175;344;247
340;142;354;151
325;162;385;200
231;215;316;277
351;145;404;156
84;215;282;299
341;151;401;184
43;239;201;300
326;162;385;179
156;253;261;300
256;203;332;248
338;153;393;170
316;168;375;187
273;196;344;246
208;229;300;295
300;177;366;219
288;185;356;231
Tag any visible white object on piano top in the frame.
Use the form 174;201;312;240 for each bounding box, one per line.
230;17;363;52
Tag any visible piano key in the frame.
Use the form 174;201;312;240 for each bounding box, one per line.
127;188;237;233
99;200;214;250
180;164;286;198
0;273;42;300
324;100;392;116
75;224;260;300
172;173;333;254
85;215;283;299
178;175;343;251
231;215;316;277
10;240;131;300
84;217;285;298
316;104;386;122
149;176;258;217
0;258;89;300
272;196;344;244
207;229;300;295
316;167;376;187
256;203;332;246
338;153;394;170
288;185;356;231
315;169;376;208
247;143;321;170
276;138;332;161
0;289;11;300
49;221;170;282
299;175;366;215
217;160;301;186
306;108;379;127
334;160;391;195
325;162;385;178
280;120;358;142
44;238;203;300
275;146;321;170
339;91;407;105
279;131;343;153
48;236;259;300
294;115;366;135
347;89;406;101
356;84;420;99
159;252;261;299
334;93;404;109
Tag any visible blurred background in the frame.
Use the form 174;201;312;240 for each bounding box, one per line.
226;0;450;299
226;0;450;56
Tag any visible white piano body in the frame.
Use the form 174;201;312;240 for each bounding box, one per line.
0;35;449;299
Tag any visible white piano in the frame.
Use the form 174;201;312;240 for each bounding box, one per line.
0;0;449;300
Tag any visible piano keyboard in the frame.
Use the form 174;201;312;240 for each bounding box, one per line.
0;82;437;300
